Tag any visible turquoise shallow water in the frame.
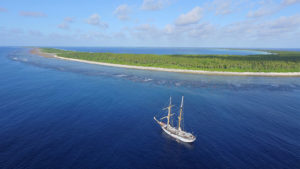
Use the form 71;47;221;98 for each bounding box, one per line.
54;46;271;55
0;47;299;169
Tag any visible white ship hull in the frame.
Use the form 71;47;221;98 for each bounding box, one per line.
154;117;196;143
162;125;196;143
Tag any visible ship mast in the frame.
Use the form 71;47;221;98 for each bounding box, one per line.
178;96;184;131
167;96;172;127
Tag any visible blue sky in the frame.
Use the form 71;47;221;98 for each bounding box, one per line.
0;0;300;47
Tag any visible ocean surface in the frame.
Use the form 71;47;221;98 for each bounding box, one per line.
0;47;299;169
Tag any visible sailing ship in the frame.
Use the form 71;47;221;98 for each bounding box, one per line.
154;96;196;143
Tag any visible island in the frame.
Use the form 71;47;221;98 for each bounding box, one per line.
32;48;300;76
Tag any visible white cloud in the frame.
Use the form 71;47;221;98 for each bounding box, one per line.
141;0;168;11
58;17;74;30
212;0;232;15
129;21;216;42
64;17;74;23
131;24;164;40
20;11;47;17
113;32;127;39
247;0;279;18
86;14;108;28
248;0;300;18
188;23;216;38
58;22;69;30
164;24;175;34
247;7;277;18
257;15;300;36
223;14;300;39
282;0;300;5
114;4;130;20
28;30;43;37
79;31;111;41
10;28;24;34
0;7;7;12
0;28;24;36
175;7;203;26
126;12;300;46
49;33;73;40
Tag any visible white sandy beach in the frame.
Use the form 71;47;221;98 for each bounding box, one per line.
32;48;300;77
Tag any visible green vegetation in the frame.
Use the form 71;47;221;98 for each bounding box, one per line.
41;48;300;72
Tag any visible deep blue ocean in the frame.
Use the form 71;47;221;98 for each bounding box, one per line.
0;47;299;169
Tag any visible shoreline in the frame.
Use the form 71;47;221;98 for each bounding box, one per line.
31;48;300;77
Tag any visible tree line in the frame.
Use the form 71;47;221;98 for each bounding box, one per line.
41;48;300;72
